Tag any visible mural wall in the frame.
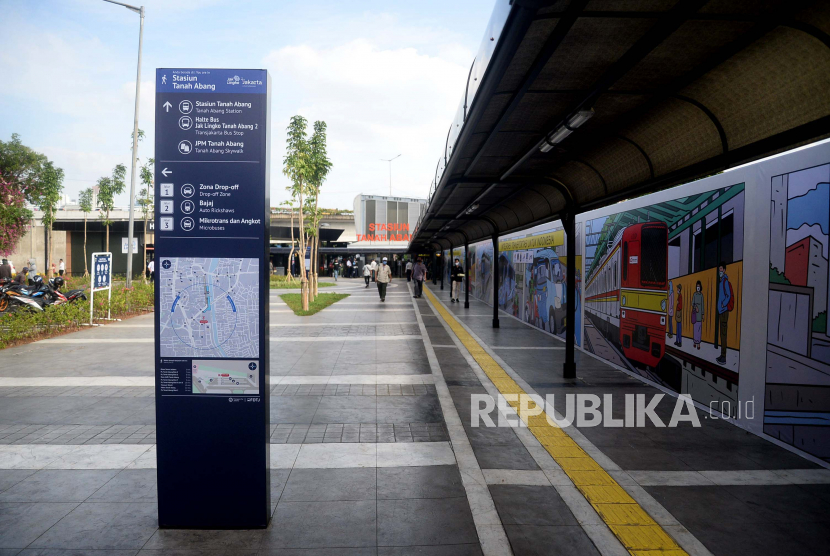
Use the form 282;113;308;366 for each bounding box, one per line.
767;163;830;461
458;222;582;345
583;184;745;411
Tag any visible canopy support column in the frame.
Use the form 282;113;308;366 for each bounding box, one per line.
492;233;500;329
464;240;470;309
563;211;576;379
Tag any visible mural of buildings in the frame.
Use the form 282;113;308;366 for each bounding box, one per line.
767;163;830;461
583;184;745;412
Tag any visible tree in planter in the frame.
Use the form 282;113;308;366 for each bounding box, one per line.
138;158;154;284
307;121;332;298
78;188;94;277
282;116;312;310
36;161;64;277
96;164;127;252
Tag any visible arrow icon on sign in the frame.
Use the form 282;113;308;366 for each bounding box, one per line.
163;101;172;112
161;168;172;177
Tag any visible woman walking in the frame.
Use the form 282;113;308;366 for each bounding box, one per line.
692;280;704;349
363;261;371;288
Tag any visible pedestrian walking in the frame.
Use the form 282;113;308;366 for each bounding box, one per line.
450;258;464;303
377;257;392;302
370;259;378;282
412;257;427;298
674;284;683;347
147;259;155;283
346;258;352;278
715;262;734;365
333;261;339;282
58;259;65;277
692;280;704;349
363;261;371;287
405;260;413;282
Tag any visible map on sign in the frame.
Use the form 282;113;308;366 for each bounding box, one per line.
159;257;259;358
192;359;259;394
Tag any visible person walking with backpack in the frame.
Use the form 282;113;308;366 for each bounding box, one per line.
450;258;464;303
376;257;392;302
363;261;371;288
715;262;733;365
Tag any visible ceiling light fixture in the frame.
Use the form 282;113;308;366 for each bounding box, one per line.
538;109;594;153
465;203;480;215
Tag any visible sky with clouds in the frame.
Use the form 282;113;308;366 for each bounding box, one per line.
0;0;495;209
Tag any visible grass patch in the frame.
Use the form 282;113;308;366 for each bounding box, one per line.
269;279;336;289
279;293;349;316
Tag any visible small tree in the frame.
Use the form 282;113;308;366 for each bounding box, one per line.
37;161;64;277
138;158;154;284
307;121;332;298
0;133;48;204
283;116;312;310
78;187;94;277
97;164;127;252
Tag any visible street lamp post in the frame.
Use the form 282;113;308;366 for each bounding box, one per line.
104;0;144;288
381;154;401;196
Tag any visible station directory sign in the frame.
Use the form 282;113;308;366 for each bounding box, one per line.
154;68;270;528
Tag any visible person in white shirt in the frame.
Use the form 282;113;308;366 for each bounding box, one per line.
370;259;378;282
148;259;155;282
346;259;352;278
405;260;413;282
58;259;65;276
363;262;371;287
376;257;392;302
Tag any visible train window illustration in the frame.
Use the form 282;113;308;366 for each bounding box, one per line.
641;225;667;286
692;223;702;273
622;242;629;281
704;216;719;270
721;209;734;265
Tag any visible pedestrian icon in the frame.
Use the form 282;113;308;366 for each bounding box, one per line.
162;260;172;269
178;140;192;155
181;184;195;198
181;217;195;232
181;200;195;214
179;116;193;130
162;75;167;85
179;100;193;114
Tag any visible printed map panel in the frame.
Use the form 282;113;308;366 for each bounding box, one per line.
159;257;259;358
192;359;260;394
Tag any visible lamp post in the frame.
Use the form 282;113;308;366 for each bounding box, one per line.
381;154;401;196
104;0;144;288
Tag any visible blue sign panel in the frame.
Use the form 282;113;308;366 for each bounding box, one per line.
154;68;270;528
93;254;111;290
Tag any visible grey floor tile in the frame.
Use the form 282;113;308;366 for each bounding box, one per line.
503;524;601;555
377;498;478;546
378;546;481;556
263;500;376;548
471;444;539;470
489;485;577;526
20;550;139;555
0;503;78;549
89;470;157;502
377;466;464;500
281;468;376;502
28;503;158;550
722;485;830;524
1;471;119;503
142;529;263;551
270;469;291;503
259;549;376;555
0;472;36;495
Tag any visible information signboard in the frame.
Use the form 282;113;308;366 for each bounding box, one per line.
154;68;270;528
90;252;112;325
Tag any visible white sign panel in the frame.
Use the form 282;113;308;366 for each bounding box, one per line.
121;237;139;254
512;250;534;264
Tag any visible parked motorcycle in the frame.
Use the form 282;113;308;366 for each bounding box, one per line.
0;276;86;313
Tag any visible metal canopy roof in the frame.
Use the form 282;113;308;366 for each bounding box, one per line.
410;0;830;251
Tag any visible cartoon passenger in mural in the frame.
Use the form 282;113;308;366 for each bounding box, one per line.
692;280;704;349
584;183;744;410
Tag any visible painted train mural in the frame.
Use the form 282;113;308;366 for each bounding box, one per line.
584;184;744;411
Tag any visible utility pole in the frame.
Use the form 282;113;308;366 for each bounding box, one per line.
381;154;401;196
104;0;145;287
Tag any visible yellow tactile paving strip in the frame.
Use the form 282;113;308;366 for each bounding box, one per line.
423;286;687;556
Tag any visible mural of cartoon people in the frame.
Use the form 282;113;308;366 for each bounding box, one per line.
674;284;683;347
667;280;675;339
692;280;704;349
716;261;733;364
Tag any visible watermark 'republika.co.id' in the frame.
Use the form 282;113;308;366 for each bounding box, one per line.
469;393;735;428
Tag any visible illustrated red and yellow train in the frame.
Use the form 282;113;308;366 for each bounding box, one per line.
585;222;668;368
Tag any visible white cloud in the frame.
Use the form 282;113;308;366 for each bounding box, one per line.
264;35;472;208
